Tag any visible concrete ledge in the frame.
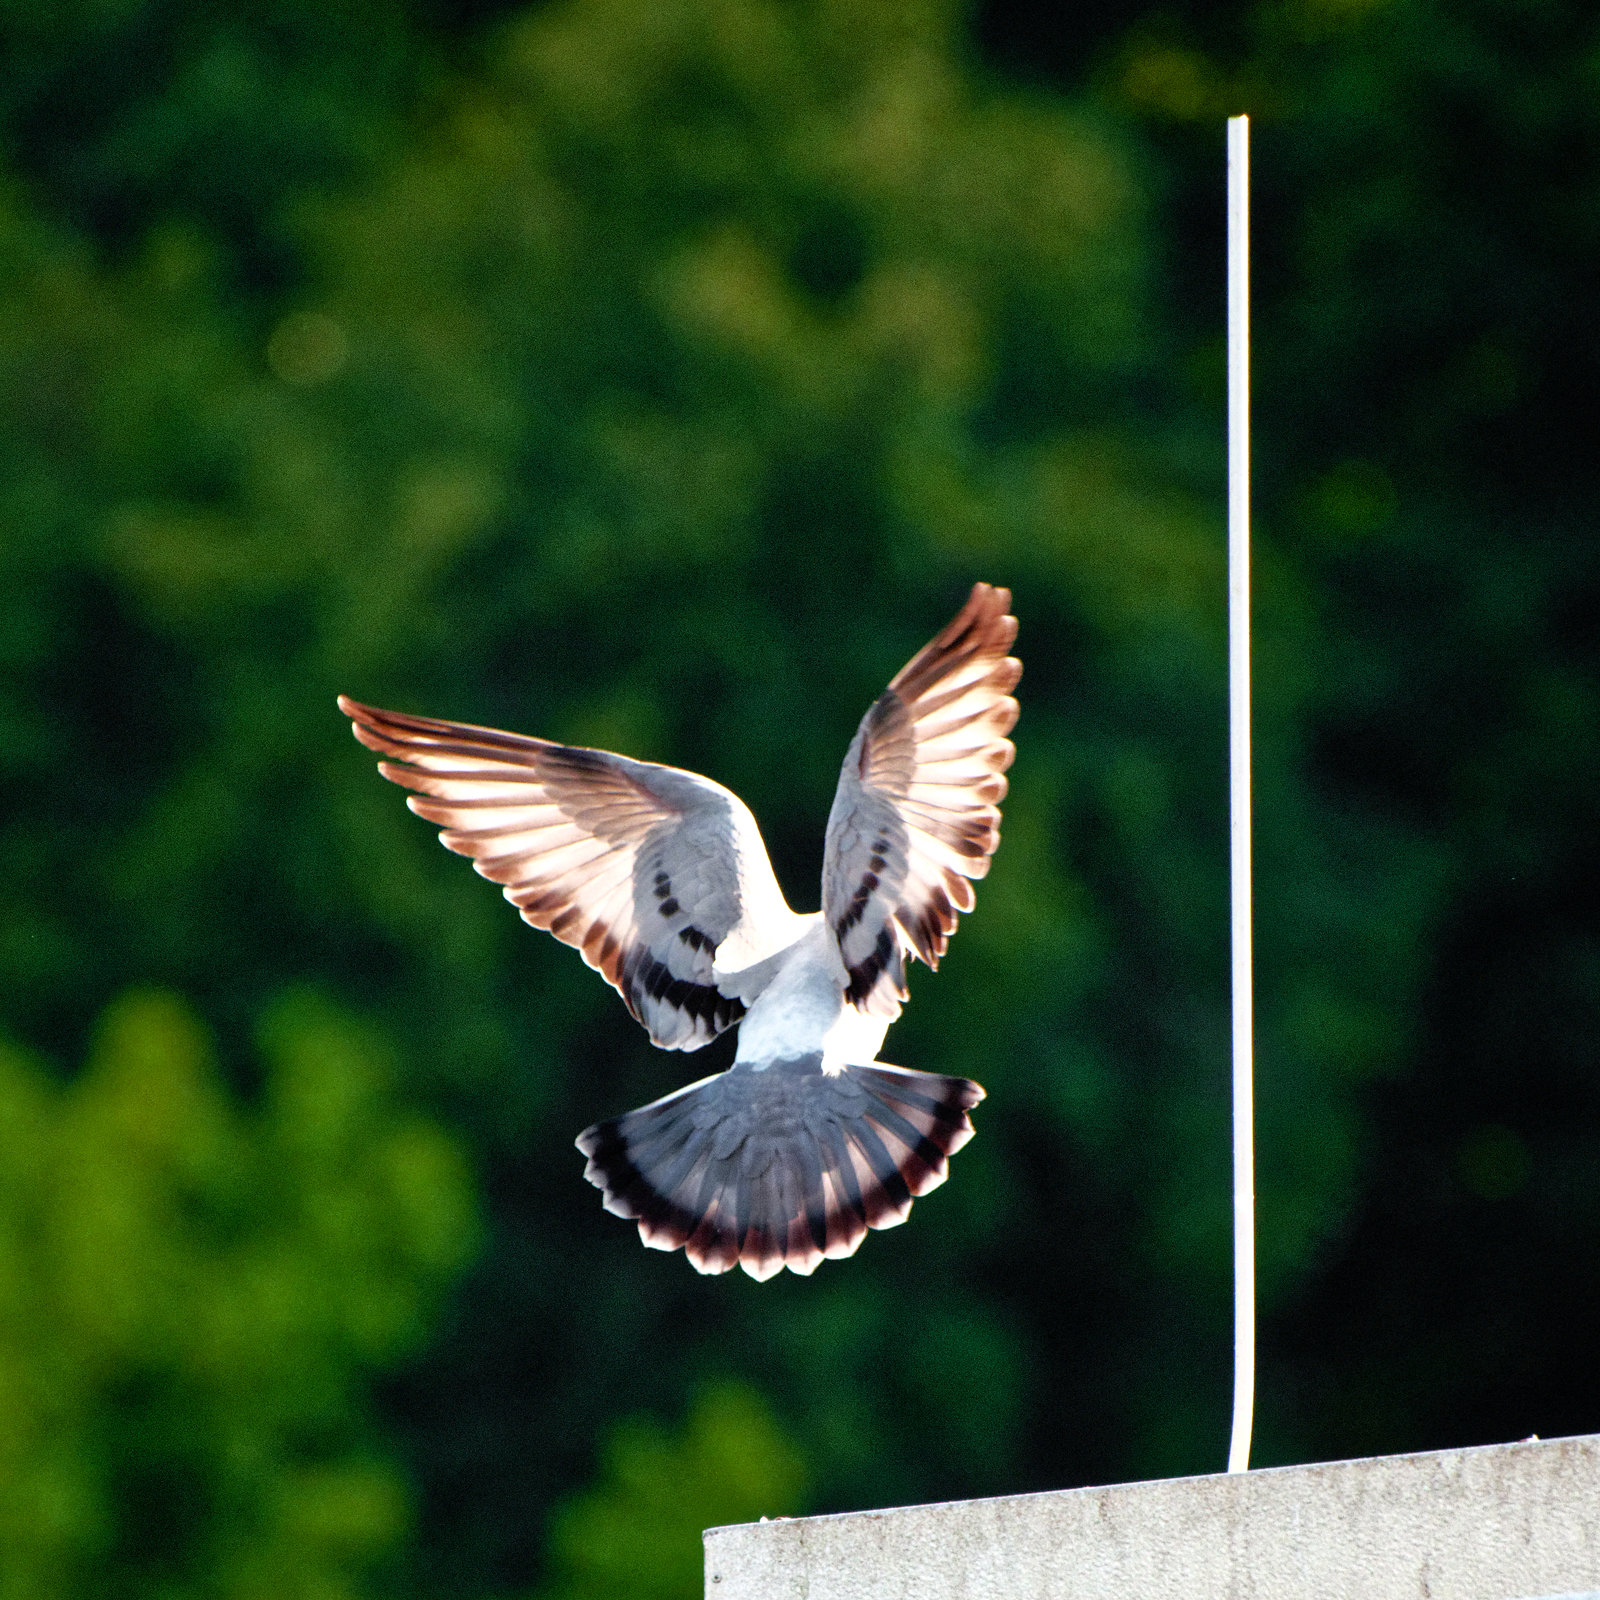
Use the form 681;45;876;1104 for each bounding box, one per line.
705;1433;1600;1600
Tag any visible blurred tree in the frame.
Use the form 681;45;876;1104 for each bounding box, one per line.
0;0;424;288
0;987;476;1598
536;1383;806;1600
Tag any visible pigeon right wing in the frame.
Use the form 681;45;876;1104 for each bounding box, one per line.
821;583;1021;1020
339;697;801;1050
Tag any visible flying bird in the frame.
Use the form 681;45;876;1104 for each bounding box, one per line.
338;582;1019;1279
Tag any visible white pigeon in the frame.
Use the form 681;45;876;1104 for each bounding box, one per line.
338;582;1020;1280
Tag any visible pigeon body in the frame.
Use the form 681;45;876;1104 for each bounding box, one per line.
339;582;1019;1278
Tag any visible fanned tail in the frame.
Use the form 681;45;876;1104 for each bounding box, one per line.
576;1055;984;1280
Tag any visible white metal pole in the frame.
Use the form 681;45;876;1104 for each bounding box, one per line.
1225;113;1255;1477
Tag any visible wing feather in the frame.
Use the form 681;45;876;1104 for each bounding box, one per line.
339;696;801;1049
821;583;1020;1019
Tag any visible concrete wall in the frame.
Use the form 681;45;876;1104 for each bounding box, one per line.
705;1433;1600;1600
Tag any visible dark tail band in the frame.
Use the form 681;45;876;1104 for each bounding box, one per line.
576;1055;984;1280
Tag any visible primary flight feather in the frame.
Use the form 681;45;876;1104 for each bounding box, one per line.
339;581;1020;1279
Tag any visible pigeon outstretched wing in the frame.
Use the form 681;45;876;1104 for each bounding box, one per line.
821;583;1021;1019
338;697;801;1050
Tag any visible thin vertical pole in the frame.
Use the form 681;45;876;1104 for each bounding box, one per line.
1226;113;1255;1477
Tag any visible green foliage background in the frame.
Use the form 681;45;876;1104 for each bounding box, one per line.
2;0;1598;1593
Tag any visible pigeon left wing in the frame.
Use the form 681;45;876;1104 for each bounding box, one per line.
339;697;799;1049
821;583;1020;1020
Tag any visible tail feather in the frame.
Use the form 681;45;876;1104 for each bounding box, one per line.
576;1054;984;1280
